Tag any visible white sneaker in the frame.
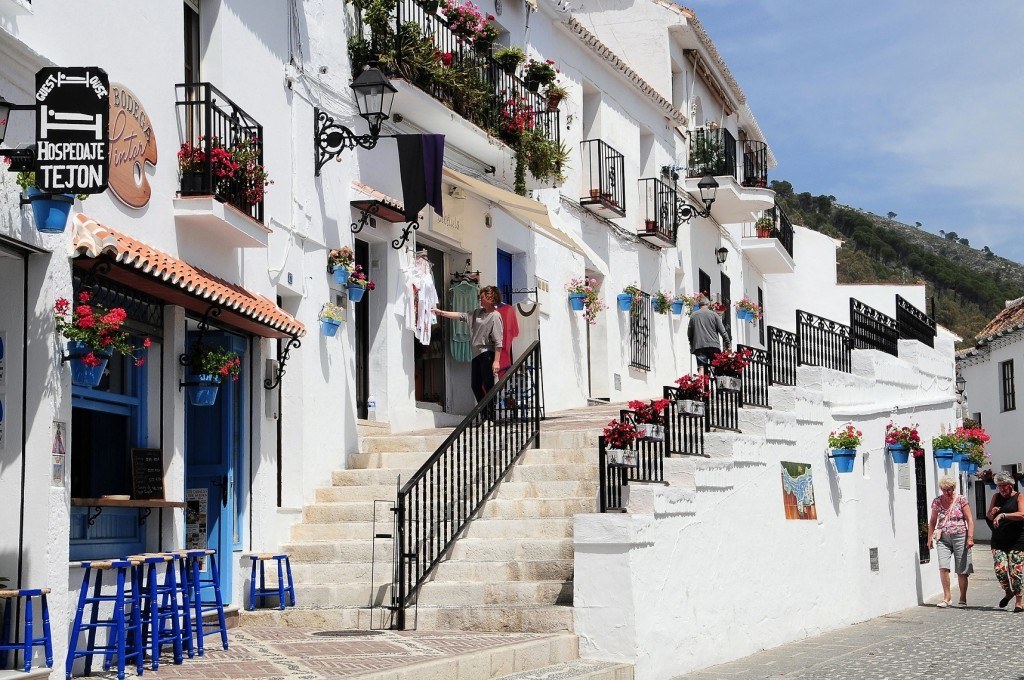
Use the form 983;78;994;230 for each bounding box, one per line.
937;600;950;608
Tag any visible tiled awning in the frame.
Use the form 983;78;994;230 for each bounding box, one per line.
70;213;305;338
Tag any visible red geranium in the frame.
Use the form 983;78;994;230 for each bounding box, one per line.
603;419;640;449
675;373;711;400
55;293;148;366
627;398;670;425
711;348;752;376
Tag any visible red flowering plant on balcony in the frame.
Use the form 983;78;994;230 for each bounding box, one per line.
440;0;487;41
230;137;273;206
956;425;991;466
187;344;241;381
710;348;752;377
55;292;150;367
498;91;536;144
523;58;558;88
885;422;924;458
602;419;640;450
674;373;711;400
177;138;238;180
627;399;670;425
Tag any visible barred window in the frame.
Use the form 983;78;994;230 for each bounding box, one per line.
1001;360;1015;412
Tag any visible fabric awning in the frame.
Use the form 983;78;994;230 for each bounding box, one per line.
69;213;305;338
441;168;608;274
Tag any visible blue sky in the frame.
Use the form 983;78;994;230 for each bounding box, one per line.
682;1;1024;262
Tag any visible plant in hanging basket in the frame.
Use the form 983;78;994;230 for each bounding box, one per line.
602;419;640;449
545;82;568;111
675;373;711;401
884;421;924;457
474;20;500;51
827;424;862;450
651;290;673;315
55;292;150;368
709;300;728;315
931;431;964;452
440;0;488;40
348;264;376;289
187;343;241;381
734;296;762;320
493;46;526;75
523;58;558;90
319;302;345;337
710;348;752;377
565;276;607;324
328;246;354;271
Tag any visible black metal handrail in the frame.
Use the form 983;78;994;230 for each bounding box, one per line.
175;82;265;223
765;203;795;259
638;177;677;246
597;429;666;513
629;290;651;371
580;139;626;216
738;344;770;407
663;385;706;457
768;326;798;386
688;127;736;179
392;340;543;629
796;310;850;373
741;139;768;188
707;373;741;432
850;298;898;357
896;294;936;348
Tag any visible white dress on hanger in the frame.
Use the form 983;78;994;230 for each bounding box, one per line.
402;255;439;345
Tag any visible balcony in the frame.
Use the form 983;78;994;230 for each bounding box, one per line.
741;140;768;188
740;203;795;274
580;139;625;218
638;178;676;247
686;127;773;223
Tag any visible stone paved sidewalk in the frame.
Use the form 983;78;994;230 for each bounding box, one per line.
679;545;1024;679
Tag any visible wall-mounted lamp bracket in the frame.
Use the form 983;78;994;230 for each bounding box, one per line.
391;221;419;250
264;335;302;390
314;108;395;176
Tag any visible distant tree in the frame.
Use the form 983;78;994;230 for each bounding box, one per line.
939;230;945;237
945;231;958;241
959;238;970;246
982;245;992;254
915;221;922;229
769;180;793;198
887;211;897;220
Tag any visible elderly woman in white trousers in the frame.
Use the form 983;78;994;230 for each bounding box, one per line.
927;476;975;607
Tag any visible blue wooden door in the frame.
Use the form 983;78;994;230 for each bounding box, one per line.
497;249;513;301
185;333;246;602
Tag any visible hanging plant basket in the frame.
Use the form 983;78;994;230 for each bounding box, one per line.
66;340;111;388
568;293;586;311
959;458;979;474
26;188;75;234
186;373;221;407
616;294;633;312
347;283;367;303
670;301;684;315
523;76;541;93
677;399;705;418
887;444;910;464
332;266;350;286
933;448;955;469
320;318;341;337
829;448;857;473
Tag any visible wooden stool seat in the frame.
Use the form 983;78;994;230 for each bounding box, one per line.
0;587;52;672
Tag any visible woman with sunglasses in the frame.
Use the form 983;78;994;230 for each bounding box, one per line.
988;472;1024;612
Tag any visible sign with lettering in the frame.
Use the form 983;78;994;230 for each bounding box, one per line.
34;67;110;194
130;447;165;500
107;83;157;208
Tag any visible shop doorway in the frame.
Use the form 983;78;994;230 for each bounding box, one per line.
185;331;246;603
355;240;369;420
413;244;447;406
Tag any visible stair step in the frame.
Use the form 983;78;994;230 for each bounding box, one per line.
315;485;396;502
498;658;634;680
416;580;573;606
492;480;598;500
347;447;595;470
505;463;599;483
462;516;573;539
448;538;573;561
480;497;595;518
293;581;390;607
332;468;419;486
358;434;450;453
432;559;574;582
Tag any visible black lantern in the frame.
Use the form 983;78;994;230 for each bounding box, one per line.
676;173;719;224
314;67;397;176
350;66;397;137
956;374;966;394
715;247;729;264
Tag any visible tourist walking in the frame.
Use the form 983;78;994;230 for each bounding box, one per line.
927;476;975;607
686;294;730;376
987;472;1024;611
434;286;503;411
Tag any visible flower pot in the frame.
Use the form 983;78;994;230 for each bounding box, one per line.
959;459;978;474
756;227;772;238
498;59;520;76
888;444;910;464
988;482;998;490
66;340;111;388
187;373;221;406
421;0;439;12
608;448;638;467
934;448;955;469
736;309;749;321
589;188;601;200
180;171;205;195
639;423;664;442
546;92;564;111
830;448;857;473
616;294;634;312
26;188;75;234
951;449;967;462
670;301;684;315
523;76;541;93
320;318;341;337
716;375;742;393
474;39;493;54
347;283;367;303
332;266;350;286
677;399;705;418
644;219;658;233
568;293;586;311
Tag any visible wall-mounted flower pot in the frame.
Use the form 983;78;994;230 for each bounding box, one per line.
347;283;367;303
888;444;910;464
670;301;684;315
958;459;978;474
933;448;955;469
830;448;857;473
715;375;742;393
320;318;341;337
66;340;111;387
180;171;205;195
186;373;221;407
608;448;638;467
546;93;564;111
332;266;350;286
616;294;633;312
26;188;74;234
638;423;664;442
523;77;541;93
421;0;440;13
677;399;705;417
568;293;586;311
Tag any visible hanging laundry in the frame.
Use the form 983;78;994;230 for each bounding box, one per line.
397;134;445;221
449;281;478;363
402;252;439;345
496;302;520;375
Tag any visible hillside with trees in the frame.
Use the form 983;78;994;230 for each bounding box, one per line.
770;180;1024;347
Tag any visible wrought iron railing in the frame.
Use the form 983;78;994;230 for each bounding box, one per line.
738;344;770;408
597;428;666;513
850;298;898;357
580;139;626;216
896;294;936;348
764;203;795;259
707;374;741;432
663;385;706;457
768;326;798;386
629;290;651;371
391;341;543;629
175;82;265;223
638;177;677;246
915;455;930;563
741;139;768;188
796;310;850;373
688;127;736;179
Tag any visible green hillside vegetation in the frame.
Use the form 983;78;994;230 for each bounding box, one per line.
769;180;1023;347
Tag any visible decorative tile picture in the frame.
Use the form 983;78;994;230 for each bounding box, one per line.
781;461;817;520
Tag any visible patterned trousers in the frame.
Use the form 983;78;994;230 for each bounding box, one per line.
992;549;1024;594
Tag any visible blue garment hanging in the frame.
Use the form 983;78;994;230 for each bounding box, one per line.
449;282;478;363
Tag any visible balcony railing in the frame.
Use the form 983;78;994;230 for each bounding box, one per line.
638;178;676;247
754;203;796;258
741;140;768;188
896;295;936;348
580;139;625;217
688;127;736;179
175;82;264;223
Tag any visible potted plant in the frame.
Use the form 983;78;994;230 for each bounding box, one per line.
931;431;963;470
884;422;923;464
177;138;238;196
651;290;672;315
544;82;568;111
710;348;752;392
420;0;441;14
230;136;273;207
957;425;991;474
977;468;996;490
441;0;486;41
55;292;149;387
734;297;761;322
328;246;355;285
185;343;241;406
674;373;710;417
618;283;641;312
677;292;700;314
827;424;863;473
670;294;687;316
347;264;375;303
8;166;87;234
603;419;640;467
565;277;606;324
494;46;526;75
474;19;500;53
565;277;590;312
755;215;774;238
523;58;557;93
709;300;728;316
319;302;345;337
628;399;669;441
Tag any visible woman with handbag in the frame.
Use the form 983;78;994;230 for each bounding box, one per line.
926;476;975;607
987;472;1024;611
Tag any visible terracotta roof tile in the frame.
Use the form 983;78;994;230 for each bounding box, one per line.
976;297;1024;341
351;180;406;213
69;213;306;337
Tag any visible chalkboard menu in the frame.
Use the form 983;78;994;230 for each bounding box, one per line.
131;448;165;500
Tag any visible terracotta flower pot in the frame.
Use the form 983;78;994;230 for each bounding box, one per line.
546;93;564;111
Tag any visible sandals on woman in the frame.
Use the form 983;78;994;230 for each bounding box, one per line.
937;600;950;608
999;594;1013;608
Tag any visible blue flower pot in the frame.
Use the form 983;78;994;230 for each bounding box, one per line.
187;373;221;407
670;301;684;315
568;293;586;311
320;318;341;337
988;483;997;490
830;448;857;473
66;340;111;387
951;448;967;462
27;188;74;234
347;283;367;303
959;459;978;474
934;448;955;469
888;444;910;464
332;266;350;286
616;294;633;311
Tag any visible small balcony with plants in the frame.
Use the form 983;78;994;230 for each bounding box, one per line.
638;177;677;247
685;125;772;224
579;139;625;218
741;139;768;188
740;202;795;274
173;82;271;248
350;0;566;194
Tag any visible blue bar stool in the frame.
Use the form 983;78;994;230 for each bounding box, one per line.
66;560;143;680
168;552;196;659
184;549;228;655
129;555;182;670
0;588;53;672
246;553;296;611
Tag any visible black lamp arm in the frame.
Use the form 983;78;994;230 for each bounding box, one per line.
314;108;396;177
